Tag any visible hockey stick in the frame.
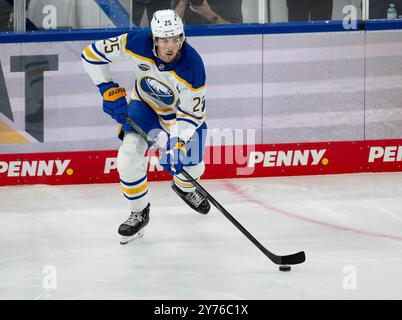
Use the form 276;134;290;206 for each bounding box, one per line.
125;115;306;266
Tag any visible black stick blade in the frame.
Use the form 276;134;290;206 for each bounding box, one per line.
273;251;306;265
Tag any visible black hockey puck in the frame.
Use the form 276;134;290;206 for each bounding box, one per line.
279;265;291;272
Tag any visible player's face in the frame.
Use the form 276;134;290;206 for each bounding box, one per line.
155;35;183;63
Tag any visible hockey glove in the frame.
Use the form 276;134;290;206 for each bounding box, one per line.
97;81;128;124
160;137;188;176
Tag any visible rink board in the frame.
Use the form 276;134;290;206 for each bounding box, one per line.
1;28;402;185
1;139;401;186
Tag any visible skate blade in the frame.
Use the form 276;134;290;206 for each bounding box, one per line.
120;231;144;245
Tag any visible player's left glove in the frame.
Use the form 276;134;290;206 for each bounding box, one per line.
160;137;188;176
97;81;128;124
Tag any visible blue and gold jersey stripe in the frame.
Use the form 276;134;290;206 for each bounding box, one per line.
81;45;108;65
91;43;111;62
169;71;205;92
174;175;199;190
120;176;149;201
81;53;107;65
122;34;155;65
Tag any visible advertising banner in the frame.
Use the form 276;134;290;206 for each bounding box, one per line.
1;139;401;186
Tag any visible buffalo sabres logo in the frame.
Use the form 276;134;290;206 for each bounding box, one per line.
140;77;175;105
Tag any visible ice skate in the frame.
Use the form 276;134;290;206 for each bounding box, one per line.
171;181;210;214
119;203;150;245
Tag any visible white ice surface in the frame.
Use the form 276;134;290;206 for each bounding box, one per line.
1;172;402;300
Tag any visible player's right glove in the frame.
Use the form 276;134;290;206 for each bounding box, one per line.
160;137;188;176
97;81;128;124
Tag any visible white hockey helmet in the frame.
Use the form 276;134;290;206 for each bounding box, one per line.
151;9;185;41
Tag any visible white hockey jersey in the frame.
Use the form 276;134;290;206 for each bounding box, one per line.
81;31;206;143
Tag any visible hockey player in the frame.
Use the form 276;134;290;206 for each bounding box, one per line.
81;9;210;243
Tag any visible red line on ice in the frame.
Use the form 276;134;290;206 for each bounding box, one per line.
222;180;402;242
